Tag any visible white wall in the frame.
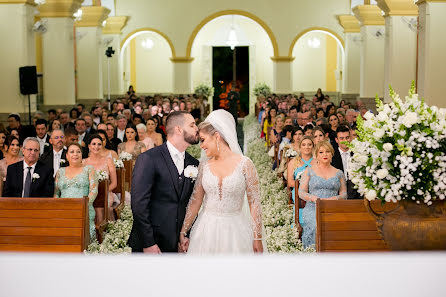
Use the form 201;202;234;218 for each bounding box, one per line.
122;32;173;93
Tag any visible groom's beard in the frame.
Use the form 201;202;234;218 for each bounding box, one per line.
183;130;199;145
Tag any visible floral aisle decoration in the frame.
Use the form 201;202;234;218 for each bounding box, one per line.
119;151;132;161
253;82;272;98
349;83;446;205
87;205;133;254
97;170;109;182
244;115;314;253
114;159;124;168
194;83;214;98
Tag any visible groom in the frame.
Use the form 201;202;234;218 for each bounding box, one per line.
128;111;200;253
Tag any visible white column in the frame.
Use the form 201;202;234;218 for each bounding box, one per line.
0;1;36;115
353;5;386;101
272;57;293;94
38;0;83;106
417;0;446;108
41;17;77;105
171;58;193;94
377;0;418;102
337;15;361;95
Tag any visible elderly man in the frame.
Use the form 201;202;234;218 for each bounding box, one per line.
3;137;54;197
40;129;67;177
75;118;88;145
346;109;358;127
115;114;127;142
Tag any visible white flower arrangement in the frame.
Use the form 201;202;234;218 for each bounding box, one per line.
119;151;132;161
253;82;272;97
97;170;109;182
114;159;124;168
60;159;66;165
86;205;133;254
32;173;40;182
284;148;298;158
184;165;198;181
244;115;314;253
194;83;214;98
349;83;446;205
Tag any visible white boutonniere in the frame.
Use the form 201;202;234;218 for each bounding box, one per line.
60;159;66;165
184;165;198;181
44;143;50;147
32;173;40;182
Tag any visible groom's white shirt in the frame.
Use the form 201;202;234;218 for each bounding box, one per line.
166;140;185;174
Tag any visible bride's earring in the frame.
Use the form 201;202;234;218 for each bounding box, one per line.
217;140;220;152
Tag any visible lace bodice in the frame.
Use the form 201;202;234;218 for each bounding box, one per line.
298;168;347;201
54;165;98;202
181;156;263;240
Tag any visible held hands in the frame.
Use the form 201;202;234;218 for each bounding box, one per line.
253;240;263;253
143;244;161;254
179;233;190;253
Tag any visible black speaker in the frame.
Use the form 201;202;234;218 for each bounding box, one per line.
19;66;38;95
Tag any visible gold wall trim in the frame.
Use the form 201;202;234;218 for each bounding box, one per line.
120;27;176;58
130;38;136;90
170;57;194;63
75;6;110;27
270;56;295;62
353;5;385;26
288;27;345;57
337;15;360;33
186;9;279;58
417;0;446;4
326;35;337;92
102;16;128;34
377;0;418;16
0;0;35;4
37;0;83;18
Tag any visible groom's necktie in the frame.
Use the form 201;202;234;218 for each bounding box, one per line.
23;167;32;197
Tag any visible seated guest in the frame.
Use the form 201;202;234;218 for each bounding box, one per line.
0;136;23;195
96;130;118;160
118;124;146;160
328;114;340;142
288;136;317;227
312;126;327;145
299;141;347;247
83;135;118;222
115;114;127;142
105;123;121;152
277;125;296;179
40;129;67;177
132;114;145;126
0;129;7;159
145;118;163;146
35;119;50;156
303;124;314;137
136;123;155;150
64;128;89;158
3;137;54;198
270;115;284;146
48;119;61;136
54;142;98;242
331;126;361;200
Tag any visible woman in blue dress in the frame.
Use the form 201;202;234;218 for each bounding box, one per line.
287;136;316;227
54;142;98;242
298;140;347;248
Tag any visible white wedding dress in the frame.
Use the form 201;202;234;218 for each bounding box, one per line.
182;156;263;254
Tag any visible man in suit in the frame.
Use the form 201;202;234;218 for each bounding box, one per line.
64;128;89;158
331;126;361;199
35;119;51;156
40;129;67;177
3;137;54;198
128;111;199;253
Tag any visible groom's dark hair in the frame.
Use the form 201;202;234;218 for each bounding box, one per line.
166;111;189;136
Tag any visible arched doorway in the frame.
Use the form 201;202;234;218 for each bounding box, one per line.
189;11;276;116
290;28;345;98
120;29;175;94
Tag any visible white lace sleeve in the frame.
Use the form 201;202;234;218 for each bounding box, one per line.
181;162;205;234
243;158;263;240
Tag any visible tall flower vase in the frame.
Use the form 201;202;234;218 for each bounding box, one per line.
365;200;446;250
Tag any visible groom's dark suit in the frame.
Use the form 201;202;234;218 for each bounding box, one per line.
128;142;199;252
3;160;54;197
331;149;362;200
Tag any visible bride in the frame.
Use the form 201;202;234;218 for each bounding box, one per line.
179;110;264;254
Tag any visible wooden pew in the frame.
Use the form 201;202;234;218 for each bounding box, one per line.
123;160;133;192
0;197;89;252
94;180;109;243
316;199;397;252
113;167;126;219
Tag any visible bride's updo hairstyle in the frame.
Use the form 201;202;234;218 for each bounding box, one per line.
198;121;229;147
